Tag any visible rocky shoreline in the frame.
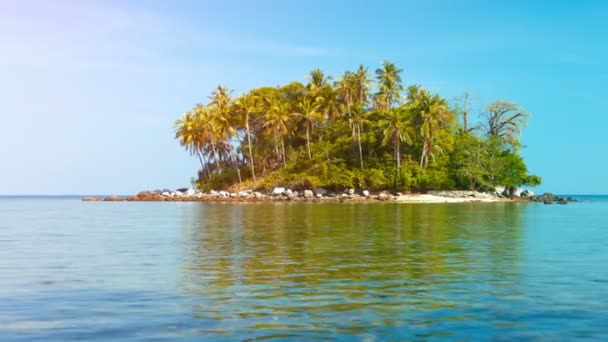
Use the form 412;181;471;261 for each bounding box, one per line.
82;187;578;204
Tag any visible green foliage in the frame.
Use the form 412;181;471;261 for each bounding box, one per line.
174;61;541;192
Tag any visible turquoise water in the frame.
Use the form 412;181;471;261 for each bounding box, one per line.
1;196;607;340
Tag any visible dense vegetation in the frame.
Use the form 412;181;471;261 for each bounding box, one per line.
174;61;541;192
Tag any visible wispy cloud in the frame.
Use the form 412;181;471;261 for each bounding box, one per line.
0;0;331;72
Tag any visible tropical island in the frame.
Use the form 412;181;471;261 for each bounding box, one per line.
85;61;571;204
173;61;540;194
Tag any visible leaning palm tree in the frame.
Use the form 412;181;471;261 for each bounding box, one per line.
379;106;413;171
235;93;259;182
293;98;322;159
375;61;404;110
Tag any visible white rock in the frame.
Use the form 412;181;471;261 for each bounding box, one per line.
314;188;328;196
316;194;323;198
161;192;171;197
347;188;355;195
238;191;249;198
362;190;370;197
210;190;219;195
174;191;184;197
495;186;506;195
303;190;314;198
253;192;264;198
285;189;293;195
196;193;204;199
272;187;286;196
229;192;237;198
184;189;196;196
219;191;229;197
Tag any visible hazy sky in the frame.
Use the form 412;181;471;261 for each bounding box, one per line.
1;0;607;195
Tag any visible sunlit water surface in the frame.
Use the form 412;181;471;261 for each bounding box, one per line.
1;196;607;341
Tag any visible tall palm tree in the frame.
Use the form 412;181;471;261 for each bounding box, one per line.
349;105;370;169
379;106;413;171
263;97;292;168
293;98;322;159
412;90;451;168
354;65;372;107
209;86;241;183
235;93;259;182
375;61;404;110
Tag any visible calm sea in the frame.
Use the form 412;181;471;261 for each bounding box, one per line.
1;196;607;341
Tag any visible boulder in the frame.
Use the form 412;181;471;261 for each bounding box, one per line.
253;192;264;199
316;194;323;198
161;191;171;197
219;191;229;197
238;191;249;198
495;186;506;195
378;192;390;201
313;188;328;196
362;190;370;197
272;187;286;196
347;188;355;195
229;192;237;198
292;191;299;197
184;189;196;196
285;189;293;195
521;189;534;197
287;192;297;200
209;190;219;196
303;190;314;198
173;191;184;197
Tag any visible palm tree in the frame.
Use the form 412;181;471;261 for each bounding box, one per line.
235;93;259;182
293;98;322;159
263;96;292;168
174;111;204;169
209;86;242;183
349;105;370;169
412;90;451;168
375;61;404;110
354;65;372;107
379;106;413;171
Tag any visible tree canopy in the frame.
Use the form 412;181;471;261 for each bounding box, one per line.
174;61;540;192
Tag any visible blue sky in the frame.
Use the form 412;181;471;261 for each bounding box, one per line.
1;0;606;195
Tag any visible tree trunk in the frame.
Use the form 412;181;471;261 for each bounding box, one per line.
245;113;256;182
357;124;364;169
463;111;469;132
229;146;242;185
281;137;287;168
306;123;312;160
396;137;401;171
211;140;222;174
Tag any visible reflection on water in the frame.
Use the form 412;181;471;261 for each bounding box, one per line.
180;203;526;339
2;199;608;340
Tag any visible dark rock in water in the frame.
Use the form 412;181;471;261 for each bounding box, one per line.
557;198;568;204
543;200;554;205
